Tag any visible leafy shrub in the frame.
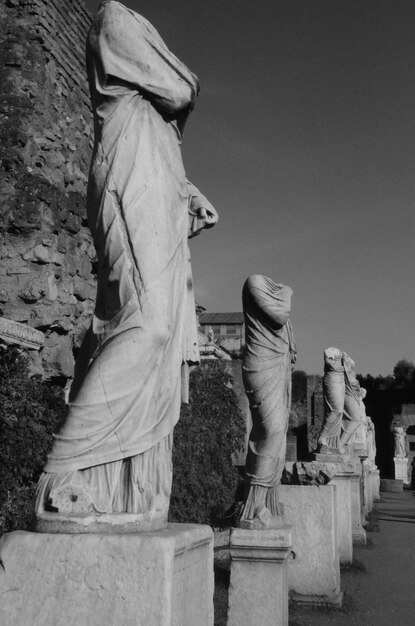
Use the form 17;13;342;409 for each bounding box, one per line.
292;369;307;403
0;346;65;535
169;360;245;527
0;349;245;533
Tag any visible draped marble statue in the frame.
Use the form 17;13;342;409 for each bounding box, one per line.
238;275;297;529
318;348;362;454
353;387;368;449
393;426;407;458
36;0;217;530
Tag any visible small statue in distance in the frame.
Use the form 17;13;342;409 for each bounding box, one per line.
238;275;296;530
393;426;408;458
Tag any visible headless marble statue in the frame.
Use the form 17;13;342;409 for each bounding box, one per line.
238;275;296;529
36;0;217;532
318;348;362;454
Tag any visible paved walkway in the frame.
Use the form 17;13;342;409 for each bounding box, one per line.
289;489;415;625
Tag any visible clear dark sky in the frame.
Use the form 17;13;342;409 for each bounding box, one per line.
85;0;415;376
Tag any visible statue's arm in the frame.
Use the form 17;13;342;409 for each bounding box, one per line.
95;2;199;113
187;181;218;238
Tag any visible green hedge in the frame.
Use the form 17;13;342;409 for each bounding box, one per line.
169;360;245;527
0;351;244;534
0;347;65;535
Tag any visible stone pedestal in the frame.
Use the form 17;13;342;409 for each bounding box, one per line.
394;457;409;484
380;478;403;492
279;485;342;606
313;451;351;464
350;473;366;545
0;524;213;626
370;467;380;501
228;526;292;626
361;457;372;516
366;465;373;512
331;466;354;564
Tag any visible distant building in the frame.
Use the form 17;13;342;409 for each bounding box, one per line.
199;312;245;353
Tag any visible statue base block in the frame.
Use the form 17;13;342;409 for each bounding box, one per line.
394;457;409;483
330;470;353;564
313;452;351;463
350;473;367;545
228;526;293;626
380;478;403;493
370;467;380;500
0;523;213;626
279;484;342;606
361;458;373;516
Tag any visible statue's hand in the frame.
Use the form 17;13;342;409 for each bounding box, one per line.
187;181;218;238
194;204;218;229
188;202;218;238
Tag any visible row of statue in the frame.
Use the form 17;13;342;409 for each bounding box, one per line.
35;2;378;533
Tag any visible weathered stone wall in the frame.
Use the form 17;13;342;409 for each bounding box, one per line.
0;0;95;378
306;374;324;453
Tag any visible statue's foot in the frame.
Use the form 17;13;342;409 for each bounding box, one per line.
238;506;286;530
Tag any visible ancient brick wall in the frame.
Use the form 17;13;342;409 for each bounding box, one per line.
306;375;324;452
0;0;95;378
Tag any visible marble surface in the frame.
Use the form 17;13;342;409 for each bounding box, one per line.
228;526;292;626
238;274;296;528
0;524;214;626
35;1;217;523
279;484;342;605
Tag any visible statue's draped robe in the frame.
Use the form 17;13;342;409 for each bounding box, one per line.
342;354;362;439
241;275;296;518
37;1;206;514
321;350;362;449
321;348;345;449
394;429;407;457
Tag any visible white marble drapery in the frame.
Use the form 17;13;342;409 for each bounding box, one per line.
239;275;296;524
36;1;217;517
319;349;363;451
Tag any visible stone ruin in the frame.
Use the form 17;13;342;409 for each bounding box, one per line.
0;0;95;378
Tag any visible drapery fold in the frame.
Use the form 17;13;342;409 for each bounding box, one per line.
43;1;202;474
242;275;296;489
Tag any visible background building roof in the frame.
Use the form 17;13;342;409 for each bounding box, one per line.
199;312;244;325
